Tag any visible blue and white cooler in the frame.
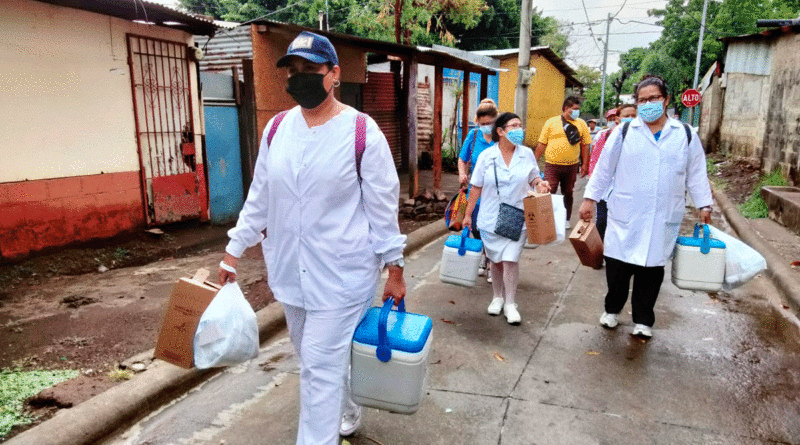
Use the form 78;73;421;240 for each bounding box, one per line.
672;223;727;292
351;298;433;415
440;227;484;287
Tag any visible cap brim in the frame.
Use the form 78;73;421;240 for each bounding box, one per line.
276;51;329;68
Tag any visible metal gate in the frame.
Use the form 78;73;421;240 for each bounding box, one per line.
363;72;402;168
127;34;202;225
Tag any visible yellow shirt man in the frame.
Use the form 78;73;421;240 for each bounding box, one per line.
537;115;592;165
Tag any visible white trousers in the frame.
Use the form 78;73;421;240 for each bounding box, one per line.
283;298;372;445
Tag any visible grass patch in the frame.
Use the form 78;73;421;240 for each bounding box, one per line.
0;368;77;437
740;170;787;219
706;158;720;176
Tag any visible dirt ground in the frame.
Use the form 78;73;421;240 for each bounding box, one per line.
708;155;762;205
0;213;440;441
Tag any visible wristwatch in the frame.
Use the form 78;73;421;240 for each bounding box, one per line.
385;258;405;268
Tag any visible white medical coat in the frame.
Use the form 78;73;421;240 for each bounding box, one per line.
470;144;541;234
584;117;713;267
226;106;406;310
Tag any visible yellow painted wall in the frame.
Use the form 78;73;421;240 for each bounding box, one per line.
495;54;567;147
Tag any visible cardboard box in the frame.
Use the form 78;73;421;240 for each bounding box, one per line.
523;192;556;244
569;220;604;269
154;269;221;368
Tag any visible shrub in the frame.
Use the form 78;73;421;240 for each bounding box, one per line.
740;170;787;219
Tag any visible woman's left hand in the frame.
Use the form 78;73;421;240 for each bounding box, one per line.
699;208;712;224
383;266;406;304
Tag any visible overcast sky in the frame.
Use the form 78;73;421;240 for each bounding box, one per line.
149;0;669;75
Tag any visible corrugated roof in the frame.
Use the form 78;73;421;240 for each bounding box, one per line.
34;0;217;35
247;19;502;76
196;26;252;78
719;24;800;43
474;47;582;88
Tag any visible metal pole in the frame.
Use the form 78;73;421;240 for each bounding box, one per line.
690;0;709;125
325;0;329;31
599;13;611;125
515;0;533;129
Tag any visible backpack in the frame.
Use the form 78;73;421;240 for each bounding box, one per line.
620;120;692;145
267;110;368;181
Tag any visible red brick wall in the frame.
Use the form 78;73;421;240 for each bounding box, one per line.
0;171;144;260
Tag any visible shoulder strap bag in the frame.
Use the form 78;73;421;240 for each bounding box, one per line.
492;159;525;241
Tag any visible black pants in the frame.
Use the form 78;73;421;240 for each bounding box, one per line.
604;256;665;327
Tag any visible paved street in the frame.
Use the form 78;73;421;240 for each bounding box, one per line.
103;181;800;445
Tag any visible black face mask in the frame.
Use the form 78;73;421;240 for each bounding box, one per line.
286;71;331;109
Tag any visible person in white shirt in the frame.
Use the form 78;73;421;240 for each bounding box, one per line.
579;74;713;340
462;112;550;325
218;31;406;444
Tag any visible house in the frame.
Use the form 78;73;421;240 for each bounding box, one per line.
196;20;502;197
699;23;800;184
475;47;584;146
1;0;216;260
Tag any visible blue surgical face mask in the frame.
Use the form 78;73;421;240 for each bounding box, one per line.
638;101;664;123
570;109;580;120
620;117;634;123
480;124;493;135
506;128;524;145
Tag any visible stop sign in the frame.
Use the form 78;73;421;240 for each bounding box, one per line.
681;89;702;107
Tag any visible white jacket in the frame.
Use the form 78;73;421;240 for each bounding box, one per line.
584;117;712;267
226;107;406;310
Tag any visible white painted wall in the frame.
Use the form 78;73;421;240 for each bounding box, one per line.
0;0;201;183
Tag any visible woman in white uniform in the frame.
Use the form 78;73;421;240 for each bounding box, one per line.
463;112;550;324
218;31;407;444
579;74;713;339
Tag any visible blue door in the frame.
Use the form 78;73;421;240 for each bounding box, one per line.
204;104;243;224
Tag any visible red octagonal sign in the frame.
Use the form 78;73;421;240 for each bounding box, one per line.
681;89;702;108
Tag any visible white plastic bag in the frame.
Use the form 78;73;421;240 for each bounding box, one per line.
552;194;567;244
194;282;259;369
707;225;767;290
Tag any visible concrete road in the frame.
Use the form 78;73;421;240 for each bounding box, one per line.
104;183;800;445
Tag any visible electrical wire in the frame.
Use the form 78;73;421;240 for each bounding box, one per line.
580;0;604;52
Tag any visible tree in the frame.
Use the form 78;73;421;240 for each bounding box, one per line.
574;65;601;93
538;16;571;59
582;78;617;117
448;0;521;51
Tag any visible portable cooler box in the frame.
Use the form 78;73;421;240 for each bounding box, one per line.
672;224;727;292
440;227;483;287
351;298;433;414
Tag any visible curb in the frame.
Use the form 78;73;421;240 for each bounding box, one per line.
5;219;448;445
711;183;800;311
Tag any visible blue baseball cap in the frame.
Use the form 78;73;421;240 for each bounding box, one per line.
276;31;339;67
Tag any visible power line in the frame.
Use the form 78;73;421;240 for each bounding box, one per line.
580;0;604;53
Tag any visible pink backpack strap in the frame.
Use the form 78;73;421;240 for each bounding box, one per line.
266;110;289;147
355;113;367;182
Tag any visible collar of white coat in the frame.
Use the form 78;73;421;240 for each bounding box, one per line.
486;143;527;167
629;116;684;129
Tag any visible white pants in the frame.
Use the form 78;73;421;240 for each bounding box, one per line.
283;298;372;445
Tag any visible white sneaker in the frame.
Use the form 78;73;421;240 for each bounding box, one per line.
339;405;362;436
487;268;492;283
487;297;504;315
565;219;572;229
632;324;653;339
478;266;486;277
504;303;521;324
599;312;619;329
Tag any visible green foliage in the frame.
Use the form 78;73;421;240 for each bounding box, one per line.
574;65;601;92
706;158;719;175
449;0;521;50
615;0;798;114
740;170;788;219
538;16;571;59
582;79;617;117
0;368;77;437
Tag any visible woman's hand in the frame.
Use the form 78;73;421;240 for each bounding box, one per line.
462;215;472;230
699;207;712;225
534;179;550;193
218;253;239;284
459;173;470;188
579;199;596;222
383;266;406;304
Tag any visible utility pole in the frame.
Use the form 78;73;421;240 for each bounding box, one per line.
515;0;533;129
599;13;611;125
325;0;330;31
689;0;709;125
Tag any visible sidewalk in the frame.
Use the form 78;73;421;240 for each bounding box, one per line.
94;176;800;444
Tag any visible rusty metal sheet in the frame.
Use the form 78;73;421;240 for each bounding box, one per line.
152;173;201;223
363;72;401;167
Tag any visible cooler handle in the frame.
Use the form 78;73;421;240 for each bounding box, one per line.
458;227;470;256
377;297;406;363
693;223;712;254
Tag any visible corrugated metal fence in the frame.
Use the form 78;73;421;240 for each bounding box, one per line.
363;71;402;168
